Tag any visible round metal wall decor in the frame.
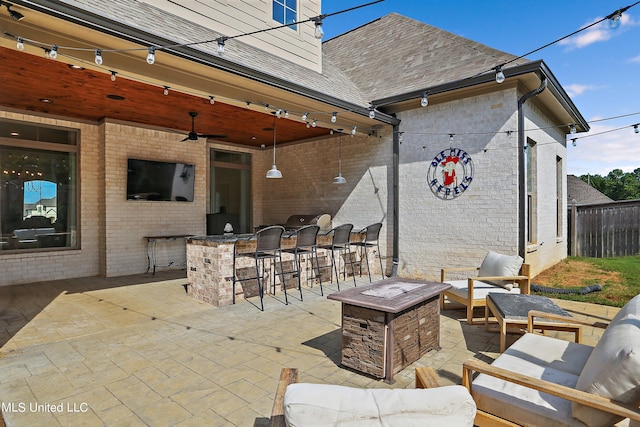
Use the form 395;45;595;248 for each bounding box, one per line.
427;148;474;199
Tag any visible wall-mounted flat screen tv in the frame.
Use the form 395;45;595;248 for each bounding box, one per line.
127;158;195;202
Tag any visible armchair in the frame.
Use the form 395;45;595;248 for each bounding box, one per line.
462;293;640;426
440;251;530;324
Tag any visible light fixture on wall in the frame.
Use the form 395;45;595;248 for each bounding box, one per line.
266;112;282;179
333;129;346;185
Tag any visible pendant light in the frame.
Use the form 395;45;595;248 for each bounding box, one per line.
266;112;282;178
333;129;346;184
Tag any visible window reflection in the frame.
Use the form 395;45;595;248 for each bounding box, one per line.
1;122;78;252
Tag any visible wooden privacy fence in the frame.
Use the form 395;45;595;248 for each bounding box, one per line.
569;199;640;258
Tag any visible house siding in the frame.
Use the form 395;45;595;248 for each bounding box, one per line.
136;0;322;72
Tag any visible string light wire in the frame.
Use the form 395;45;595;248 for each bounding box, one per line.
3;1;639;139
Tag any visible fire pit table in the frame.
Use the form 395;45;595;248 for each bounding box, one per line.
327;278;451;383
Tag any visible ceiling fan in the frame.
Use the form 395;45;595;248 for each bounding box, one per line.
181;111;227;141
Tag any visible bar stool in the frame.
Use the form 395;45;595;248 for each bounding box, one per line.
233;225;287;311
318;223;357;290
281;225;322;298
351;222;384;282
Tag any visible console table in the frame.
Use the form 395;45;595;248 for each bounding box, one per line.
327;278;451;383
144;235;192;274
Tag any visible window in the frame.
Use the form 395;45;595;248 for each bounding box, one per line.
556;156;563;237
526;138;537;244
0;120;78;251
273;0;297;30
210;149;251;234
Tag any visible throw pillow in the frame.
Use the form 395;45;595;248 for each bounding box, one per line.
477;251;524;290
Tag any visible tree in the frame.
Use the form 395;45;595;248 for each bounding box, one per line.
580;168;640;200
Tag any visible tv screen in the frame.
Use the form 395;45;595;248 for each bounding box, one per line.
127;158;195;201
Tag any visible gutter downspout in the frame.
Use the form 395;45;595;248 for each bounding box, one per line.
517;75;547;258
391;121;400;276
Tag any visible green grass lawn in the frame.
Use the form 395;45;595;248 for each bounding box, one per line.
532;256;640;307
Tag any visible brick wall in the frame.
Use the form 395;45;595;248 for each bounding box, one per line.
103;120;206;276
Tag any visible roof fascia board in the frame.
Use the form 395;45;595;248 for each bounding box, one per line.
14;0;399;126
373;59;587;131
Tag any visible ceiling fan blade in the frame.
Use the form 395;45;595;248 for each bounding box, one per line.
199;134;228;139
180;136;189;142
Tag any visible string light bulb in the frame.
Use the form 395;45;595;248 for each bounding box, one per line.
163;86;170;96
209;96;215;105
313;18;324;39
312;119;317;127
110;70;117;81
569;124;577;134
49;45;58;59
495;66;505;84
331;112;337;123
609;11;622;29
369;106;376;119
301;112;308;121
284;110;289;119
94;49;103;65
351;126;357;135
572;138;577;147
146;47;155;64
216;37;226;55
634;124;639;134
421;92;428;107
16;36;24;50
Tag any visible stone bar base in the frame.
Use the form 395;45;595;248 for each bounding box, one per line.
186;234;380;306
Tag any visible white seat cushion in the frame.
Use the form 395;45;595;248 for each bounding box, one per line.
284;383;476;426
572;294;640;427
445;279;521;302
473;333;594;427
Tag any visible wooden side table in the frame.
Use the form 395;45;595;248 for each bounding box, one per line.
485;293;582;352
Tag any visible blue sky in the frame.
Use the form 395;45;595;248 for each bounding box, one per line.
24;180;56;204
321;0;640;177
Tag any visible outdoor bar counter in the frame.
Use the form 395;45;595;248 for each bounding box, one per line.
186;232;343;306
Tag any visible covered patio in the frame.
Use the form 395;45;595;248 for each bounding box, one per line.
0;271;617;426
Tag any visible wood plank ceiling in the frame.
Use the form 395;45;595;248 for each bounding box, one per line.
0;46;331;147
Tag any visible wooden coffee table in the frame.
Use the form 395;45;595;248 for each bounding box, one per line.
327;278;451;383
485;293;582;352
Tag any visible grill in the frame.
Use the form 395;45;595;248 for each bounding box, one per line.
284;214;332;232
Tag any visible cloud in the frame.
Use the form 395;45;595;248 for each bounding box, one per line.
560;14;635;50
567;121;640;175
564;84;597;97
630;55;640;63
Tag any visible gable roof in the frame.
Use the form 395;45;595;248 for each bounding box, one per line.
567;175;613;205
323;13;529;102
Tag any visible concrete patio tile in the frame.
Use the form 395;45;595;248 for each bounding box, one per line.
105;376;163;411
135;397;192;427
26;371;78;402
0;271;616;426
168;379;221;412
173;407;231;426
